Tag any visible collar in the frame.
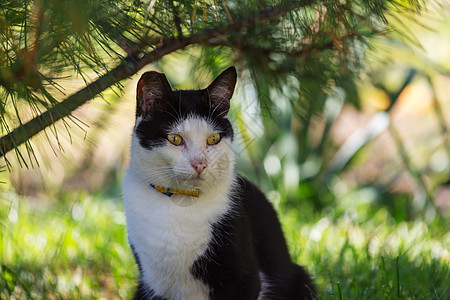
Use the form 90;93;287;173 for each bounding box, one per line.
150;183;200;197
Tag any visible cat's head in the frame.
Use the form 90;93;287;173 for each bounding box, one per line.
129;67;237;195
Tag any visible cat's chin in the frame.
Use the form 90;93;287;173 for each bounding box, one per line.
180;177;207;190
186;177;203;185
180;177;224;193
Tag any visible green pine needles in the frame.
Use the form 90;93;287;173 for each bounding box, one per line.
0;0;422;167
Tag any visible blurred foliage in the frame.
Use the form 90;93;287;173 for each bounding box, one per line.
224;1;450;220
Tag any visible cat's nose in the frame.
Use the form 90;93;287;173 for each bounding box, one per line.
191;161;207;175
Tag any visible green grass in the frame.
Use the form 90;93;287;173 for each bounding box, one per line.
282;208;449;299
0;190;136;299
1;188;449;299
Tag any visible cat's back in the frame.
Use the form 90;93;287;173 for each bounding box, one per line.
236;177;316;299
236;177;293;271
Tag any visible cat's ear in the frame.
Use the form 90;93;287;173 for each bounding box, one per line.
136;71;173;117
206;67;237;116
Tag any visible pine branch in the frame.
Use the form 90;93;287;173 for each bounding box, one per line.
0;0;315;158
205;31;359;57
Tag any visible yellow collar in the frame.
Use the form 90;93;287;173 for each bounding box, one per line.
150;183;200;197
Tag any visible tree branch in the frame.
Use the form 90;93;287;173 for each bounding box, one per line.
0;0;315;158
204;32;358;57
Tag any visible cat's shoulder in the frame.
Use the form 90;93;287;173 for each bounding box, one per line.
233;176;274;211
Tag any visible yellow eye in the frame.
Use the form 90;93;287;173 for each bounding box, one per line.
167;134;183;146
207;133;221;145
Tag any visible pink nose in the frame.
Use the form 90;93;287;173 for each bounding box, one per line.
192;162;207;175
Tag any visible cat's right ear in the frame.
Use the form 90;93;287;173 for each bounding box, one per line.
136;71;173;118
206;66;237;117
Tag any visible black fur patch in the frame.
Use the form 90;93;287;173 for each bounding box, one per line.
135;89;233;150
190;177;316;300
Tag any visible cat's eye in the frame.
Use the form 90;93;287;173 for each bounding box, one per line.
207;133;221;145
167;134;183;146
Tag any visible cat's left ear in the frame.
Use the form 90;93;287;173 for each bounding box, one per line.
136;71;173;118
206;66;237;116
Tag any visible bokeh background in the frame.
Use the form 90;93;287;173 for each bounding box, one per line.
1;0;449;298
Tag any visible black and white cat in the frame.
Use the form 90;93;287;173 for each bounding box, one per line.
122;67;316;299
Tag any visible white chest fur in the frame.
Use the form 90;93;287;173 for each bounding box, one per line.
122;169;233;300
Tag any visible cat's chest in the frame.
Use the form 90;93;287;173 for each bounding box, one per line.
122;170;232;299
129;199;213;264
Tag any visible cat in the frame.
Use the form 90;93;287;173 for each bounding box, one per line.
122;66;316;300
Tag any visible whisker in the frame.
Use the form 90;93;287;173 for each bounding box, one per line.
165;99;181;120
178;92;183;119
206;88;212;119
155;108;179;121
210;97;228;117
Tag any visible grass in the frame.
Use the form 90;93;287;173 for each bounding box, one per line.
283;207;449;299
0;189;136;299
1;187;449;299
